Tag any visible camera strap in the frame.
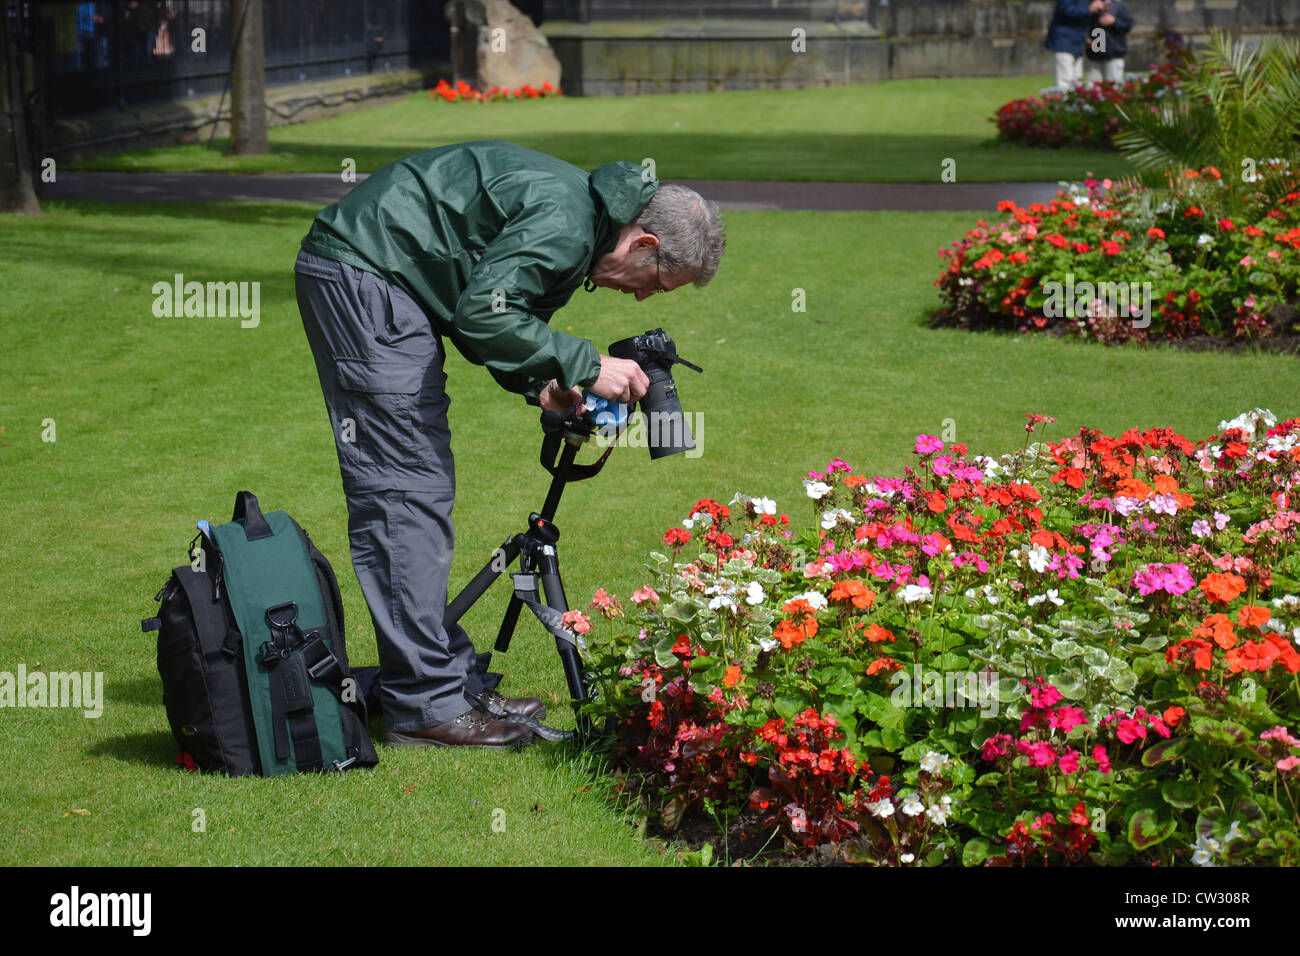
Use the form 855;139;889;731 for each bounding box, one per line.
540;429;613;481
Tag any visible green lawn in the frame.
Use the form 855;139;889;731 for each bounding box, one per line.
67;78;1131;183
2;200;1295;866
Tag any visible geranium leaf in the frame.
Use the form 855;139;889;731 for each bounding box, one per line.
1127;808;1178;850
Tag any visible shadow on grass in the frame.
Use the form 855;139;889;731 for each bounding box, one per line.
89;731;177;768
74;131;1125;181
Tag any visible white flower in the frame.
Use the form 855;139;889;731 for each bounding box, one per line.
791;591;829;612
1191;833;1222;867
920;751;950;774
900;793;925;817
899;584;933;604
758;637;779;652
925;803;950;826
1224;820;1243;843
869;799;895;819
1027;588;1064;607
1219;409;1275;439
753;497;777;515
1027;545;1051;573
1196;233;1215;246
899;853;915;864
745;581;765;605
803;479;832;500
820;508;852;530
708;594;737;612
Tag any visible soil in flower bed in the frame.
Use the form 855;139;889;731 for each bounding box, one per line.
930;313;1300;356
649;806;855;867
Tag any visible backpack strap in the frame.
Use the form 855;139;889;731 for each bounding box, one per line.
263;603;324;772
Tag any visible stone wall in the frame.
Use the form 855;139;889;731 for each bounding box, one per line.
543;0;1300;95
51;67;435;158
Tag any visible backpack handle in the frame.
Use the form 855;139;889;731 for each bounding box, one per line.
233;491;274;541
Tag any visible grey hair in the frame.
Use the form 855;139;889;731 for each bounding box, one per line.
632;184;726;287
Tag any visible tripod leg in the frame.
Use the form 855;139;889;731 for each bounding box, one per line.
495;595;525;654
535;544;593;738
446;535;522;625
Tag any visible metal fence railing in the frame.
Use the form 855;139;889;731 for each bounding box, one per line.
23;1;447;117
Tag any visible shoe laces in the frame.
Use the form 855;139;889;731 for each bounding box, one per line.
455;710;492;730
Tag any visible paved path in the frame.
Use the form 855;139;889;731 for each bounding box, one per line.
47;171;1062;211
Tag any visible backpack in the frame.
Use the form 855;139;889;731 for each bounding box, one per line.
142;491;379;776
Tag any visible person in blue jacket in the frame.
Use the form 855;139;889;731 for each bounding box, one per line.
1044;0;1109;89
1085;0;1134;85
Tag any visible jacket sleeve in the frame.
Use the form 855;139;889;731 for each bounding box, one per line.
448;198;604;397
1058;0;1093;18
1111;2;1132;33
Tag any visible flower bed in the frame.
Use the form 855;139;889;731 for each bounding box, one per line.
931;168;1300;343
578;411;1300;865
993;65;1181;150
428;78;561;102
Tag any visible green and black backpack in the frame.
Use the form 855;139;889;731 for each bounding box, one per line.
143;491;378;776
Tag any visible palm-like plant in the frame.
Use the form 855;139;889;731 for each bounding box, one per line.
1114;31;1300;219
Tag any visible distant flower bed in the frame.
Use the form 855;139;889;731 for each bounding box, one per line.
993;65;1181;149
931;166;1300;344
428;78;561;102
577;411;1300;866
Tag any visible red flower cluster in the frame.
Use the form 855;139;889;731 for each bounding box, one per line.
749;709;869;847
1001;802;1097;865
429;78;561;102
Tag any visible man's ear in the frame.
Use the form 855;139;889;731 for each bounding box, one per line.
631;231;660;253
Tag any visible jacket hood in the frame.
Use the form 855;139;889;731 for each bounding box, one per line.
589;161;659;258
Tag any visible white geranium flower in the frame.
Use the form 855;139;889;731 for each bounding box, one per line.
708;594;737;612
899;584;933;604
1196;233;1215;246
899;852;915;864
758;637;779;652
792;591;829;611
753;497;777;515
820;508;852;530
925;803;950;826
804;480;832;500
745;581;765;605
1027;545;1051;573
1027;588;1064;607
901;793;925;817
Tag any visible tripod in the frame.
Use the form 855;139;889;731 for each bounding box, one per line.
445;407;613;742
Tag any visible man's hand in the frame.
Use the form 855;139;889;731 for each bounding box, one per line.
539;379;582;413
589;355;650;404
1088;0;1107;12
1098;11;1116;25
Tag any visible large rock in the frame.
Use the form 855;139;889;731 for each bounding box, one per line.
446;0;562;91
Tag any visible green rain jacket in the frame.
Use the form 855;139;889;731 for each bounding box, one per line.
300;140;658;403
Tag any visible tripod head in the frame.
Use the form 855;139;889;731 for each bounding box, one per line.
538;402;615;488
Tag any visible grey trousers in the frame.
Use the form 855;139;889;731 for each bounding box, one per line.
294;249;484;731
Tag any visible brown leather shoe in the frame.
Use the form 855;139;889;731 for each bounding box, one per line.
480;689;546;721
383;709;533;749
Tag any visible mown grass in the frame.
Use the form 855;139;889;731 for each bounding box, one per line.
1;200;1295;865
67;77;1130;183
